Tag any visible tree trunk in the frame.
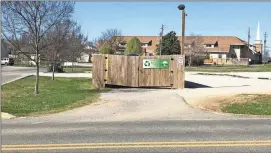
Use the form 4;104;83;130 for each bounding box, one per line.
72;51;74;72
72;61;74;72
189;54;192;67
35;53;39;95
89;53;91;63
52;61;55;80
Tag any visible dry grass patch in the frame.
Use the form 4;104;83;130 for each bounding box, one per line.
196;94;271;115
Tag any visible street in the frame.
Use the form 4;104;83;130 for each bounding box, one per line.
1;66;46;85
2;119;271;152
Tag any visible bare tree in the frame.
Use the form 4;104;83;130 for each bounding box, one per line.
44;20;74;80
2;1;75;95
63;24;88;72
97;28;122;54
187;35;206;66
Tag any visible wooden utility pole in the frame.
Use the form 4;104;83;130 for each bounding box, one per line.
159;24;165;56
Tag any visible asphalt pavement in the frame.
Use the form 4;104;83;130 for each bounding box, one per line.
1;66;46;85
2;119;271;153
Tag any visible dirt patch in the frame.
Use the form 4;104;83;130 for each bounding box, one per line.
194;94;261;112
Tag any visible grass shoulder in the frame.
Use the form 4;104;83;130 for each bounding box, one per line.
185;64;271;72
220;94;271;115
196;94;271;116
1;76;108;117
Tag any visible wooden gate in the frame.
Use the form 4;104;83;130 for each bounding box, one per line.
92;54;185;89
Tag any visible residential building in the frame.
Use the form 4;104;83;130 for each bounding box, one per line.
76;45;98;63
116;35;262;64
1;39;11;58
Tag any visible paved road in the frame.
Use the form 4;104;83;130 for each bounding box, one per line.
1;66;46;85
2;119;271;152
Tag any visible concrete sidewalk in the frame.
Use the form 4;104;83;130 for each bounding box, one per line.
187;72;271;80
182;73;271;109
39;72;92;78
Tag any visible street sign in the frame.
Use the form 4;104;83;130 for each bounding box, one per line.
178;56;184;65
143;59;170;69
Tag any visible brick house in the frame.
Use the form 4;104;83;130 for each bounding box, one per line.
116;36;262;64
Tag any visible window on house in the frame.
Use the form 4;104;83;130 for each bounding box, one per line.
218;54;222;58
206;44;212;48
148;40;152;46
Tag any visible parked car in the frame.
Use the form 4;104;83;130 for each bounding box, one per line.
47;62;64;73
1;58;14;66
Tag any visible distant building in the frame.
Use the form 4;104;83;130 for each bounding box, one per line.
1;39;11;58
116;35;262;64
77;45;98;63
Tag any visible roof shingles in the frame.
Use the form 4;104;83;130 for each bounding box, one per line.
118;36;247;53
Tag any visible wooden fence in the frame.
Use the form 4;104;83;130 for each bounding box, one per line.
92;54;185;89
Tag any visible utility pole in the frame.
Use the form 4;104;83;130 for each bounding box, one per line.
264;32;268;60
159;24;165;56
178;4;186;55
248;27;250;53
181;10;186;55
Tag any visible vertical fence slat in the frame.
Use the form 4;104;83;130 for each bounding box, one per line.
92;54;105;88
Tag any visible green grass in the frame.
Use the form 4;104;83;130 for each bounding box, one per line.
185;64;271;72
1;76;105;116
64;67;92;73
221;94;271;115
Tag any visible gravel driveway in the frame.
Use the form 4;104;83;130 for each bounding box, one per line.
3;72;271;124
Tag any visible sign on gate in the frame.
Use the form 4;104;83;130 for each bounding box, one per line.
143;59;170;69
178;56;184;65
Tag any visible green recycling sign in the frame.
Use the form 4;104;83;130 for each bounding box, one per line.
143;59;170;69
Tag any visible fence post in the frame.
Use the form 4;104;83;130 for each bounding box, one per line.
105;54;109;83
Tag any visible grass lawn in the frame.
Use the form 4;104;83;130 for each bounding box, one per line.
1;76;105;117
64;67;92;73
185;64;271;72
220;94;271;115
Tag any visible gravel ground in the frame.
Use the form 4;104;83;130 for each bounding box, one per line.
3;89;238;124
3;72;271;124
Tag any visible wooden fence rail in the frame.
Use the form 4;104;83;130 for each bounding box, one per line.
92;54;185;89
